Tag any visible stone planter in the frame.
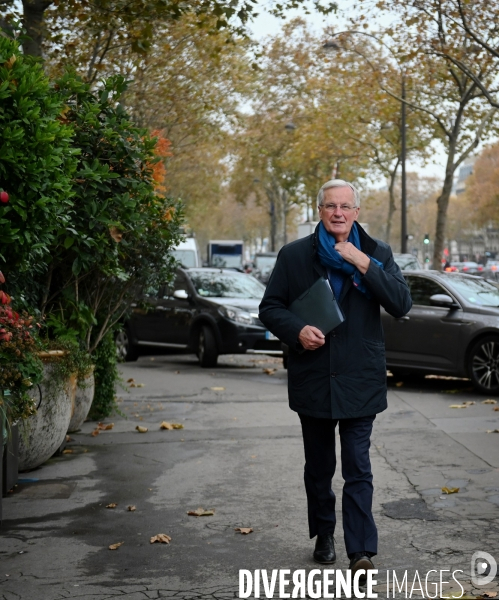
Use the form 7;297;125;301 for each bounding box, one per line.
68;369;95;433
18;362;76;472
1;390;19;497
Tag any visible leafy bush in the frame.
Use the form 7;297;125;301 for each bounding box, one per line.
88;331;120;420
0;37;77;300
41;72;183;357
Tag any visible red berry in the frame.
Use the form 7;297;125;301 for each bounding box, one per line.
0;191;8;204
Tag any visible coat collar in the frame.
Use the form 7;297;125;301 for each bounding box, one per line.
311;221;377;302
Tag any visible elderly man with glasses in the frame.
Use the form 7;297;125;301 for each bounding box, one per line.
259;179;411;580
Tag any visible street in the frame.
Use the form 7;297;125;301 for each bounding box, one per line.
1;352;499;600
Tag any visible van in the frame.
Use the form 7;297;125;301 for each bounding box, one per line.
172;238;200;268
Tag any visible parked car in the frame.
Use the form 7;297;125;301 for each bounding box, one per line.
393;253;422;270
383;270;499;393
485;260;499;280
459;261;483;274
116;268;281;367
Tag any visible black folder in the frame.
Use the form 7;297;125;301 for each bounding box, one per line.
289;277;345;335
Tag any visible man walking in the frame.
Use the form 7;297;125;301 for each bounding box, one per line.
259;179;411;578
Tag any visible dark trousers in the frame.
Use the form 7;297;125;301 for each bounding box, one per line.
299;413;377;558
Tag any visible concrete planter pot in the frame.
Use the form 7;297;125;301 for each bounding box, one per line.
18;362;77;472
68;369;95;433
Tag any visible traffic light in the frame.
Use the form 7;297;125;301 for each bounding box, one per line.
423;233;430;244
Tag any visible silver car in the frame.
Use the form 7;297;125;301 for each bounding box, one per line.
383;270;499;393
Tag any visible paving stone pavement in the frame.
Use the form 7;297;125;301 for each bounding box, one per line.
0;354;498;600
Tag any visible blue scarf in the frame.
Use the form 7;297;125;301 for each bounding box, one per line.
317;221;383;298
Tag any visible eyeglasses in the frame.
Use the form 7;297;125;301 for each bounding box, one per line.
319;203;358;212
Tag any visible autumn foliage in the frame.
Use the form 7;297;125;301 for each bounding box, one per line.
149;129;172;195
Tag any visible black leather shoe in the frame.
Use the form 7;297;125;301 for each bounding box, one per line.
313;533;336;564
349;552;374;584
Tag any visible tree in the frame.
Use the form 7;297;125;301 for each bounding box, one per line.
0;0;337;62
351;2;499;268
463;143;499;226
230;19;433;247
398;1;499;111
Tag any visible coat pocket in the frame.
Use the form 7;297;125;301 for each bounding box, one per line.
361;338;386;382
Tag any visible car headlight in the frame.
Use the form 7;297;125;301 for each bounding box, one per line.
218;306;255;325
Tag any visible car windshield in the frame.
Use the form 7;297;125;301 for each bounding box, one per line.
189;271;265;299
444;274;499;307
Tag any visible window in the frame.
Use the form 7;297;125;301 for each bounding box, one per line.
405;276;449;306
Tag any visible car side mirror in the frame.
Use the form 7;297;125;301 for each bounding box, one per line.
173;289;189;300
430;294;459;308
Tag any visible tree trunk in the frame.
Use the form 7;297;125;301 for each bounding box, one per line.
385;161;400;245
21;0;53;57
432;162;455;270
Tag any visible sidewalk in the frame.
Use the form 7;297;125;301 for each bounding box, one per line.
1;354;498;599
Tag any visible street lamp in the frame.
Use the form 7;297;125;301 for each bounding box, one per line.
323;33;408;252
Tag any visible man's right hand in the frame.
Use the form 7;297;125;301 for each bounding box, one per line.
298;325;325;351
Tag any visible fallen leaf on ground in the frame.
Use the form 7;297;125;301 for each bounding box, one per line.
62;449;73;454
135;383;145;388
263;368;277;375
441;487;459;494
66;435;72;442
494;407;499;412
108;541;124;550
106;503;118;508
175;370;180;374
482;399;498;404
482;592;498;599
127;378;135;383
187;507;215;517
160;421;183;430
395;381;404;387
449;404;470;409
486;429;499;433
210;386;225;391
127;505;136;512
135;425;148;433
150;534;171;544
235;527;253;535
97;422;114;430
91;429;100;436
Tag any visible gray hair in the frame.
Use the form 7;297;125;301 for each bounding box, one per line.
317;179;360;207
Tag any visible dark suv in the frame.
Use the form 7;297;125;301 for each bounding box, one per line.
116;268;281;367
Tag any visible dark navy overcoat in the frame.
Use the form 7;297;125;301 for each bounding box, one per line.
259;224;412;419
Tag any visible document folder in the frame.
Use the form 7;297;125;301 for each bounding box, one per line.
289;277;345;335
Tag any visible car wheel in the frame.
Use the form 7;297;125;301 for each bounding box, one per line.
469;336;499;394
198;325;218;368
115;326;139;362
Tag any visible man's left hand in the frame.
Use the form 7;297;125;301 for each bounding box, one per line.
335;242;370;274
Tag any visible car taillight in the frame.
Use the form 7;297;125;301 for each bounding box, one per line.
478;266;483;271
463;266;468;271
493;266;498;271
